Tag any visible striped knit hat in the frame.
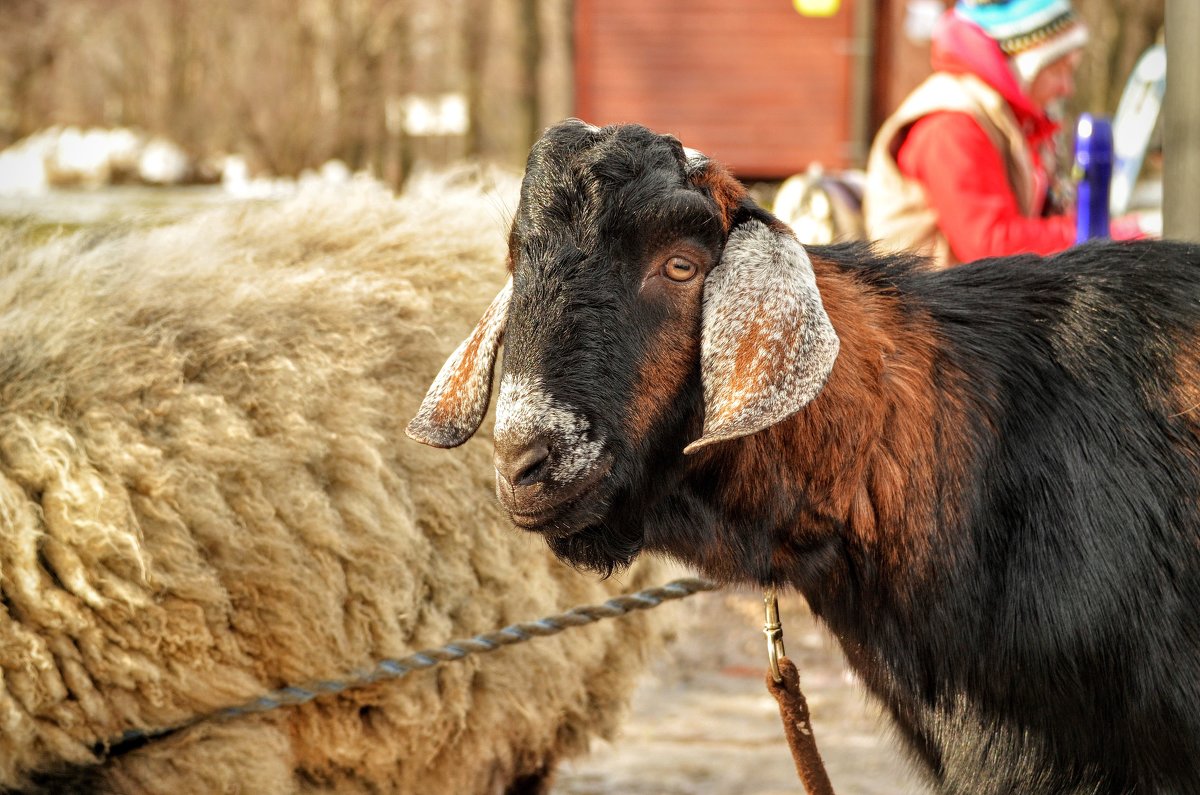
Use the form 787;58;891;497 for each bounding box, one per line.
956;0;1088;89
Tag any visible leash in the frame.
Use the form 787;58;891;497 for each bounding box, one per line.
90;577;719;761
762;587;837;795
87;576;837;795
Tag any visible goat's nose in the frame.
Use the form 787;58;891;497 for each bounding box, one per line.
495;438;552;487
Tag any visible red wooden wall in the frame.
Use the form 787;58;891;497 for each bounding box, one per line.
574;0;859;180
872;0;945;139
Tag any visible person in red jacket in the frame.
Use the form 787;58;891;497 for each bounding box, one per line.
864;0;1136;268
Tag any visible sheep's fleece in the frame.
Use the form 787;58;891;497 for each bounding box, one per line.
0;176;669;793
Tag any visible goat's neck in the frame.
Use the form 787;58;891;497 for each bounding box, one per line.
671;255;973;617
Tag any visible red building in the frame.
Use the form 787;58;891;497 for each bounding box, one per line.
574;0;939;180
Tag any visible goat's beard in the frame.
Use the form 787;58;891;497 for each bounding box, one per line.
546;520;644;577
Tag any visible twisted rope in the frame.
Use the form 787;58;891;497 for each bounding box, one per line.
94;577;719;759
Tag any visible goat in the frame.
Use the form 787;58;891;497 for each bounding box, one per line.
408;120;1200;794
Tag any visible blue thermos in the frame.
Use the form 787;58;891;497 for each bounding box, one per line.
1074;113;1113;243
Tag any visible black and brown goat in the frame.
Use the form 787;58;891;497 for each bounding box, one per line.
408;120;1200;793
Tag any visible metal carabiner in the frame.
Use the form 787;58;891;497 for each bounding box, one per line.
763;586;786;683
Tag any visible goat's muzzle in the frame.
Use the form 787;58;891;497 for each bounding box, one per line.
493;438;614;536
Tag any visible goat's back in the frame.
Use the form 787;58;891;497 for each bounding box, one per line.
815;238;1200;792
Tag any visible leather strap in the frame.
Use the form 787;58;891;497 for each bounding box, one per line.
765;656;836;795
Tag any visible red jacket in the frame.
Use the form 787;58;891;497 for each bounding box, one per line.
895;15;1076;262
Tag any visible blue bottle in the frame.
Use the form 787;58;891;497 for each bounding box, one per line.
1074;113;1113;243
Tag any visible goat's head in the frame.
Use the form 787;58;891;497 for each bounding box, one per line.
407;120;839;571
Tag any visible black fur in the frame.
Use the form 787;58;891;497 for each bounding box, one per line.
506;123;721;574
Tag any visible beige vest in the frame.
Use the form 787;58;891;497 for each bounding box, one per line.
864;73;1038;268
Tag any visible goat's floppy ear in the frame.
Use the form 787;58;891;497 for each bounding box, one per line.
406;277;512;448
684;220;839;454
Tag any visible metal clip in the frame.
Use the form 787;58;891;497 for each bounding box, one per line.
763;586;786;683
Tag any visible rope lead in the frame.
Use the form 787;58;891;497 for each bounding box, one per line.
93;577;719;760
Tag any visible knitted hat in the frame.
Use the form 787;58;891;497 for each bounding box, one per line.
955;0;1088;88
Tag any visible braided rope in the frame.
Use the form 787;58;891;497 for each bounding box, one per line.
94;577;719;758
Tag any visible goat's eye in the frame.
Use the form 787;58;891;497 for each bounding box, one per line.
664;257;698;282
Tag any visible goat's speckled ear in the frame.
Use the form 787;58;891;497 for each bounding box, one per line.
406;277;512;448
684;221;839;454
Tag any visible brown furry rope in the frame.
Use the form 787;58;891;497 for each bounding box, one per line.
766;656;837;795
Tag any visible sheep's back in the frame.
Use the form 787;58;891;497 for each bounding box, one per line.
0;178;669;793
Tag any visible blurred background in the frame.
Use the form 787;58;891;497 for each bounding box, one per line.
0;0;1165;188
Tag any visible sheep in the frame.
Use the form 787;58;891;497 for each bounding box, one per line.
0;172;671;794
408;120;1200;794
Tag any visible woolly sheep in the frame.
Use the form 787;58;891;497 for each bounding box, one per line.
0;173;668;793
410;120;1200;793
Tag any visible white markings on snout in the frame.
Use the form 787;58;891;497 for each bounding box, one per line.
495;374;606;483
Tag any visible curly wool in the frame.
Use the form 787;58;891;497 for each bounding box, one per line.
0;174;669;793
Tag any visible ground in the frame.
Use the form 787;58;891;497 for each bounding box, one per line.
554;585;932;795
